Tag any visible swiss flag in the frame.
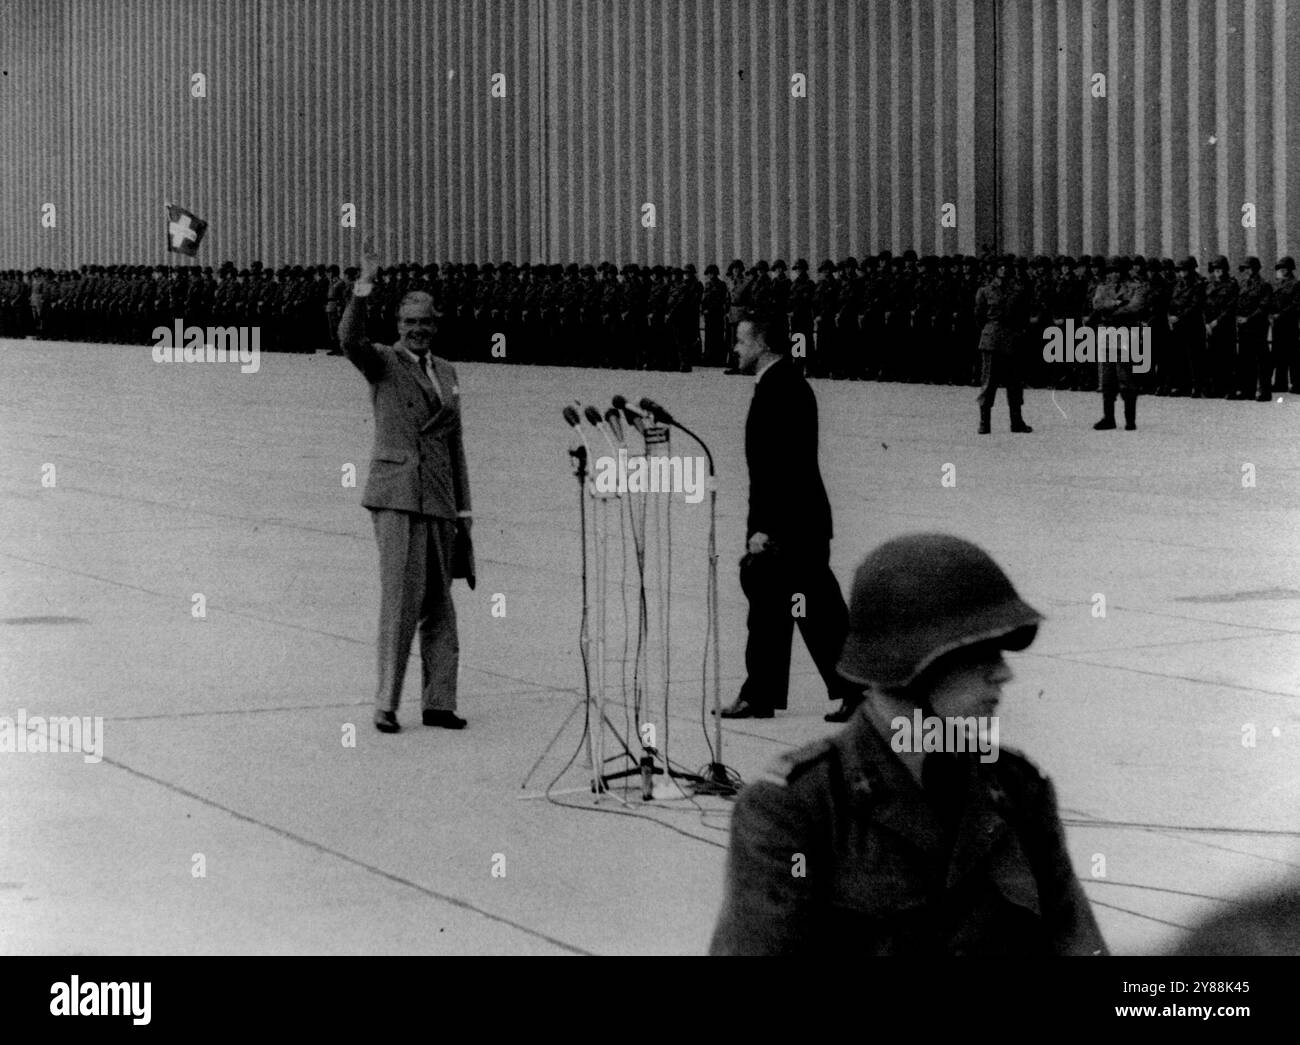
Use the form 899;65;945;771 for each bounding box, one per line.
166;203;207;257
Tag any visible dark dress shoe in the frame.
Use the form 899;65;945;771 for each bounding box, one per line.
1010;422;1033;433
374;711;400;733
423;709;467;729
824;698;863;723
717;699;774;719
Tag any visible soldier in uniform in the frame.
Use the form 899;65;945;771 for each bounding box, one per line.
1147;259;1175;394
711;533;1108;957
811;260;839;379
522;263;546;364
1235;257;1273;401
1202;256;1238;398
951;255;982;386
974;255;1032;434
701;263;729;366
1090;256;1147;430
1166;257;1205;397
620;264;647;370
887;252;918;382
678;263;701;371
782;259;810;376
1271;257;1299;394
722;259;748;371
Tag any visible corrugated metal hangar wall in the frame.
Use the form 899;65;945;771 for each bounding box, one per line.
2;0;1297;270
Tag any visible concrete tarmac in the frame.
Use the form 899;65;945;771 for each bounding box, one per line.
1;339;1297;955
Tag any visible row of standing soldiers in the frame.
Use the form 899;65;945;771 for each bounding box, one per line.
0;262;339;353
3;253;1296;397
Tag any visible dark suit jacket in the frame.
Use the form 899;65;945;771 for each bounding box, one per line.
745;355;832;548
339;295;471;520
710;712;1108;956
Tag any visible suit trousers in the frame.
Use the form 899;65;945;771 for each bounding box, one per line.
371;509;459;714
736;544;858;711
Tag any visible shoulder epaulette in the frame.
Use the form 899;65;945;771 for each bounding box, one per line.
752;736;835;788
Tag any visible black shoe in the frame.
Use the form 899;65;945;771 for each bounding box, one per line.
824;698;863;723
374;710;400;733
716;699;774;719
1093;417;1116;430
1256;393;1272;402
423;709;467;729
1010;422;1033;433
977;423;991;434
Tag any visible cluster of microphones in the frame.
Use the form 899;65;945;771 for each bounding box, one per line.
562;396;677;464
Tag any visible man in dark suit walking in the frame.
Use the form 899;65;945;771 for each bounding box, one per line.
719;310;863;723
339;243;474;734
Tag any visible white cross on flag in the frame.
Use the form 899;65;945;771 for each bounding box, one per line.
166;203;207;257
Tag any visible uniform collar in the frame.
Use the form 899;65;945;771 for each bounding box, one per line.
835;710;1018;889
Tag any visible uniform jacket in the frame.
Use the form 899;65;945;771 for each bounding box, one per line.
1273;276;1299;327
1168;277;1205;324
744;355;832;548
1203;278;1238;325
1236;275;1273;326
710;710;1108;956
973;279;1024;355
339;295;471;520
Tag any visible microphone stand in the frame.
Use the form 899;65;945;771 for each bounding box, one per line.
647;413;736;796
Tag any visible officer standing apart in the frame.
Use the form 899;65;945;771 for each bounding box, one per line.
711;534;1108;956
339;240;475;734
1091;256;1147;431
974;256;1033;434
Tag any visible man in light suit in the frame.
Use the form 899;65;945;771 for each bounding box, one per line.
718;309;864;723
339;245;474;733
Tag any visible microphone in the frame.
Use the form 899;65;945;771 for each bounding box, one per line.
639;397;675;425
603;406;625;444
584;404;618;455
563;404;590;464
612;394;647;435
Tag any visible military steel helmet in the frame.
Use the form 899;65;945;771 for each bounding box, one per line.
836;534;1043;690
1238;256;1261;272
818;259;836;273
1209;255;1230;273
703;263;720;276
902;249;918;263
1277;256;1296;273
772;258;787;271
1179;255;1198;272
792;258;809;272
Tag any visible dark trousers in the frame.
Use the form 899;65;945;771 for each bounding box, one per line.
1274;320;1299;391
976;351;1025;413
736;543;858;711
1206;321;1236;395
370;509;459;715
1237;319;1270;396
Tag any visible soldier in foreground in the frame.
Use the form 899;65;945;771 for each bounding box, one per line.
711;534;1107;956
